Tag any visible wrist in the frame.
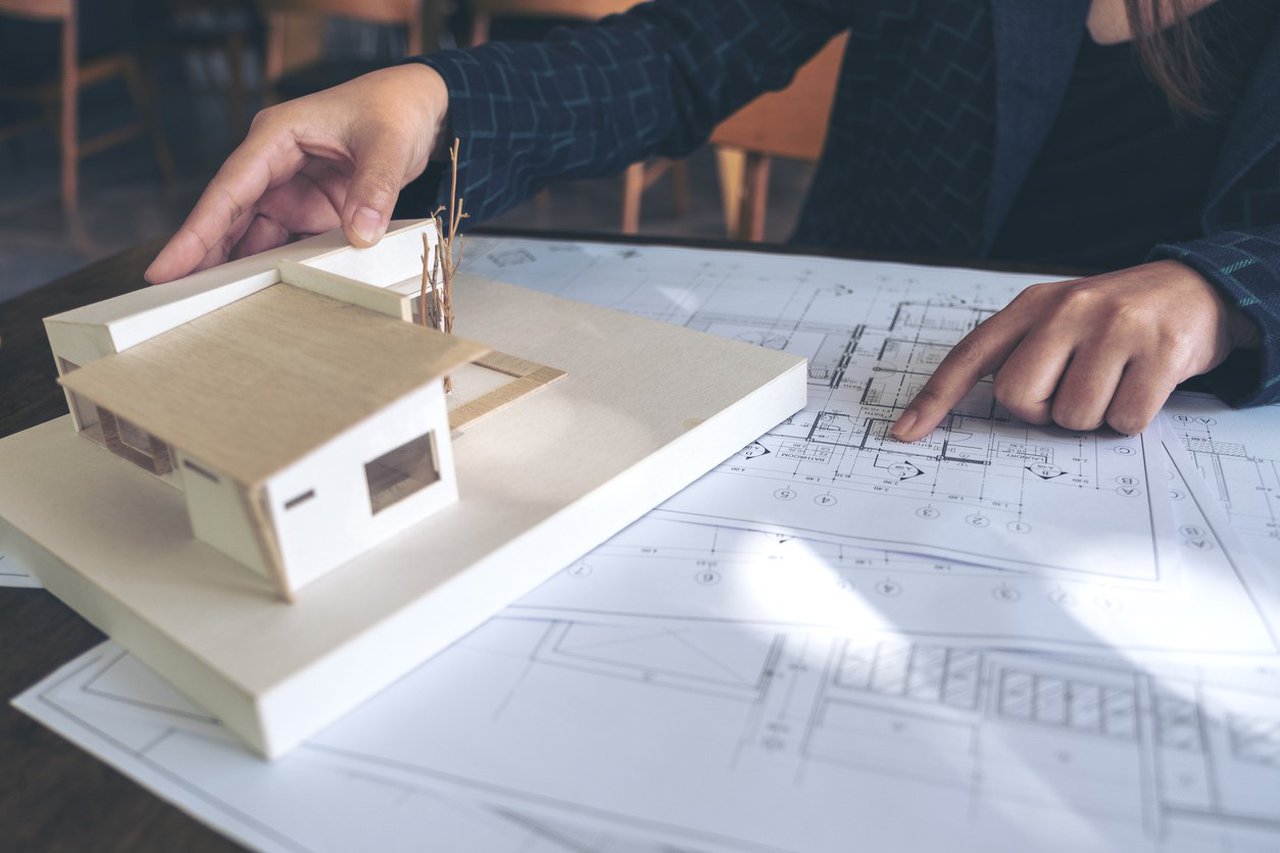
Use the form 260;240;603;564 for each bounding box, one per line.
1228;304;1263;350
401;62;451;161
381;62;451;161
1149;258;1262;352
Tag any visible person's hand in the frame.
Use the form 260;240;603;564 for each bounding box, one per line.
145;63;449;284
891;260;1261;441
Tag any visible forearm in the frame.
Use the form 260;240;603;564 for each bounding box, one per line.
408;0;846;222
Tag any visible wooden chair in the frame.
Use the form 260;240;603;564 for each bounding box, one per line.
139;0;260;136
468;0;632;45
710;33;847;241
258;0;426;104
0;0;176;218
469;0;685;234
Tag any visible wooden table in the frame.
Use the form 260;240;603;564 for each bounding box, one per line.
0;232;1094;850
0;239;242;850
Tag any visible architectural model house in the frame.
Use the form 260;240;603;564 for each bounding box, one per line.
55;279;488;601
3;220;808;757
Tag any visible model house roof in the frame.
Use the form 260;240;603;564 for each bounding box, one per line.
60;283;488;484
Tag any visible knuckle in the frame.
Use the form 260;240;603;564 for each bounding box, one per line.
991;374;1017;409
353;155;405;202
1112;299;1161;330
998;390;1050;425
911;381;949;409
1053;409;1103;432
992;371;1050;425
1050;390;1105;431
210;184;246;226
1057;284;1107;315
1016;281;1057;303
248;104;284;132
944;336;986;372
1106;410;1149;436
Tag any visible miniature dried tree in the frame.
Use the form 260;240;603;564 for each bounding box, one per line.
420;138;468;393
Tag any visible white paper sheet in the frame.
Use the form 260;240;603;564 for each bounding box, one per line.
15;237;1280;853
505;432;1280;657
12;644;681;853
465;239;1175;582
19;626;1280;853
0;546;37;588
1165;393;1280;627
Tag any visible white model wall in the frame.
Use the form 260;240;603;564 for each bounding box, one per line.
178;450;274;580
262;380;458;592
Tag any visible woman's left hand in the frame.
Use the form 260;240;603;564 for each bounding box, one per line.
890;259;1261;441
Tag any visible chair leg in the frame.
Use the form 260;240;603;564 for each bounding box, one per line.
470;12;490;46
58;19;78;219
621;161;645;234
526;187;550;224
123;55;176;184
740;152;772;242
669;159;691;216
715;146;746;238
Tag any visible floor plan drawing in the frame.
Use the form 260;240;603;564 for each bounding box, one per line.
1163;394;1280;636
15;238;1280;852
0;546;36;588
507;439;1280;658
1165;393;1280;562
14;645;680;853
464;238;1171;581
21;621;1280;853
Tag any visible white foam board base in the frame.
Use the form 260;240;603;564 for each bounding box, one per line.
0;276;806;758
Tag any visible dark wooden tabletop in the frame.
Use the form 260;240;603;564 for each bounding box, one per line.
0;230;1088;851
0;238;243;851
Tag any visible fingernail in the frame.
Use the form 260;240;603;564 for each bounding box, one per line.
892;410;918;440
352;206;384;244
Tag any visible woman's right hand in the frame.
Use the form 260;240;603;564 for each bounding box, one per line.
145;63;449;284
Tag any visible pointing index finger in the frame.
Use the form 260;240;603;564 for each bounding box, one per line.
145;128;303;284
891;309;1028;442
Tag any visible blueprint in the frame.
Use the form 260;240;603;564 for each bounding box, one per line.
0;546;36;588
19;625;1280;853
1165;394;1280;616
13;644;680;853
467;239;1173;581
506;434;1279;658
13;238;1280;852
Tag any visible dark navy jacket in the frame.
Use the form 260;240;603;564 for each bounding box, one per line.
412;0;1280;405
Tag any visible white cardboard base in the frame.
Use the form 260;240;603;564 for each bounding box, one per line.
0;276;806;758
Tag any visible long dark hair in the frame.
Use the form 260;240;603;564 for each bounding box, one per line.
1123;0;1222;117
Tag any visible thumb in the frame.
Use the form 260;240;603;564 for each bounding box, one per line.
341;131;414;248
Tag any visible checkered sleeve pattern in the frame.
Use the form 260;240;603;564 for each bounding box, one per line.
1151;228;1280;405
407;0;846;223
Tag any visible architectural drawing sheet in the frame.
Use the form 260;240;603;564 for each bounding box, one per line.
13;239;1280;852
13;644;677;853
0;545;36;588
465;239;1174;581
19;624;1280;853
506;433;1278;658
1165;394;1280;624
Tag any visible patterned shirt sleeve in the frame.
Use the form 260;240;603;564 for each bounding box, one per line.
1150;227;1280;406
401;0;846;223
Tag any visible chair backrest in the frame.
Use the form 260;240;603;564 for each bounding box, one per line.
469;0;635;44
256;0;422;26
710;32;848;162
470;0;634;16
0;0;72;22
257;0;424;81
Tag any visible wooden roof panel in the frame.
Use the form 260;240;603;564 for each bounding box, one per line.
60;283;488;483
